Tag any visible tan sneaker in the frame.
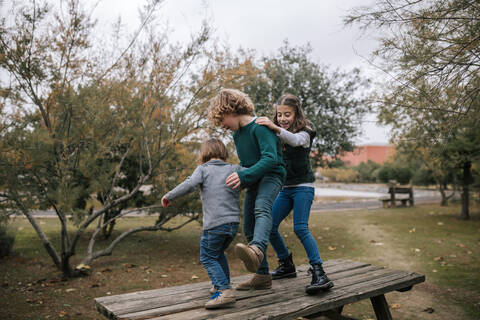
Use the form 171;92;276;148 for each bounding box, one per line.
235;273;272;291
235;244;264;273
204;289;236;309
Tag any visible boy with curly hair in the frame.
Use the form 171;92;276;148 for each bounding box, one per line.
208;88;286;290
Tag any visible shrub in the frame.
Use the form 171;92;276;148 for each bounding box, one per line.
355;160;380;183
320;167;358;182
376;163;412;184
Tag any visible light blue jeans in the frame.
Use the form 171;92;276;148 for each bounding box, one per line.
243;174;283;275
269;186;323;265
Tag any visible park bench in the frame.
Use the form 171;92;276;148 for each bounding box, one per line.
379;182;414;208
95;259;425;320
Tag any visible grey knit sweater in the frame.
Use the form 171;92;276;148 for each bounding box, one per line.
164;159;242;230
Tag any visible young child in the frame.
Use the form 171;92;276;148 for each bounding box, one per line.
208;88;286;291
161;138;242;309
255;93;334;294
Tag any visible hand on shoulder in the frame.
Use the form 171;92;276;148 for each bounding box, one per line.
255;117;280;134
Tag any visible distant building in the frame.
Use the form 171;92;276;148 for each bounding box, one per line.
338;144;395;166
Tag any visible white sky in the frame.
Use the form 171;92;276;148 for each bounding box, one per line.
94;0;393;144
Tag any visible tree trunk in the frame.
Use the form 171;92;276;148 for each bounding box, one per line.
439;185;448;206
460;161;471;220
61;253;73;278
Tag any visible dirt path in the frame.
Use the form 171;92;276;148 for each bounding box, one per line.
344;213;467;320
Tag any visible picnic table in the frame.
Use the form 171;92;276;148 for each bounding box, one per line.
95;259;425;320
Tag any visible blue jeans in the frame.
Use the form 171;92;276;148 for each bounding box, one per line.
200;222;239;290
269;186;322;265
243;174;283;275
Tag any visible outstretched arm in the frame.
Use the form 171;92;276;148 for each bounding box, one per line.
162;166;203;206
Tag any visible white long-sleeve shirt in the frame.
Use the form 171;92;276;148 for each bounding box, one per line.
277;128;315;188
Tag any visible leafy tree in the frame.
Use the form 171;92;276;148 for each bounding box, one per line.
346;0;480;219
243;42;371;166
0;0;254;276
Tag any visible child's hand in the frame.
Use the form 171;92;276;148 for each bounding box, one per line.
226;172;242;189
255;117;280;133
161;196;172;208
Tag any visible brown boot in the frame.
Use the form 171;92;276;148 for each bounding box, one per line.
235;274;272;291
204;289;236;309
235;243;264;273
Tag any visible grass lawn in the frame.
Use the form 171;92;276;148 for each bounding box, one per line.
1;203;479;319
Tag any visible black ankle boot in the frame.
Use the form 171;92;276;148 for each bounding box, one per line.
271;253;297;280
305;263;333;294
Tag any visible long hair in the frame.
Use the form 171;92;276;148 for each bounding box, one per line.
273;93;313;134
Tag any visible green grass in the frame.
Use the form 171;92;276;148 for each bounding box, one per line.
1;203;479;319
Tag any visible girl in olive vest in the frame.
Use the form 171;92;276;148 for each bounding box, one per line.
255;93;333;294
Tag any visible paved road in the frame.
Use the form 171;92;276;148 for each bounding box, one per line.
311;196;440;212
27;196;441;217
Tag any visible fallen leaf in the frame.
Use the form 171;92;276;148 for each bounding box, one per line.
437;222;444;226
423;307;435;313
191;275;199;280
456;243;466;248
328;246;336;251
433;256;443;261
161;274;168;278
75;264;90;270
414;248;421;252
432;269;438;273
409;228;416;233
391;303;401;309
65;288;76;293
59;311;68;317
467;251;472;255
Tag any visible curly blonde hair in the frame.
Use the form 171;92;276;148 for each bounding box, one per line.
208;88;255;126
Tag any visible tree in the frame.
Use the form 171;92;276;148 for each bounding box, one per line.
0;0;255;277
345;0;479;118
242;42;371;166
346;0;480;219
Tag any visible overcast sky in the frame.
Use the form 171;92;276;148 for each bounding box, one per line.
93;0;392;145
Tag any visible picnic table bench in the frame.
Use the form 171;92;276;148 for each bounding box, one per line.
379;183;414;208
95;259;425;320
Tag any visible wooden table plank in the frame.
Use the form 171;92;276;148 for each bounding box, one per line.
96;259;353;306
97;261;374;319
95;259;369;317
94;260;425;320
154;271;423;320
120;268;411;320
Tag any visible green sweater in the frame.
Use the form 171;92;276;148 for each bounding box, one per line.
234;119;286;186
